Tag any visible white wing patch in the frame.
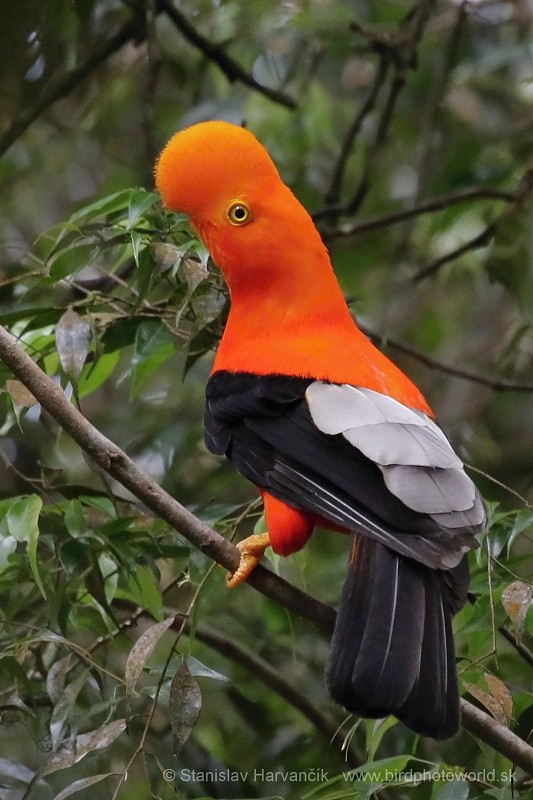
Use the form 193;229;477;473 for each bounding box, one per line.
305;382;485;527
306;383;426;433
343;423;462;469
382;464;475;514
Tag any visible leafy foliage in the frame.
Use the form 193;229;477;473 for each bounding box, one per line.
0;1;532;799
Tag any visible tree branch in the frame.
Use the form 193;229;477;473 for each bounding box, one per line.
0;326;532;774
460;699;533;773
0;0;297;161
157;0;296;109
0;17;144;158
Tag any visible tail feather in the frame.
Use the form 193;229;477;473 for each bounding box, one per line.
327;536;468;739
395;569;460;737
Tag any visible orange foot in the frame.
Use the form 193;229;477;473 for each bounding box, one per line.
226;532;271;588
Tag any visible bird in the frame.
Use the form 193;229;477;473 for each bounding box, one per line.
155;120;486;739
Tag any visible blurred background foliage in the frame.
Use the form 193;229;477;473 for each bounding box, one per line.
0;0;532;798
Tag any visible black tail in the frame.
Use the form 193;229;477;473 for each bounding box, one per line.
326;536;469;739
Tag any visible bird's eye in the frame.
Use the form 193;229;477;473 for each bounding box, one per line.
226;200;252;226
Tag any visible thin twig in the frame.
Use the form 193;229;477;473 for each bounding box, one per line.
157;0;296;109
415;3;468;200
348;0;430;65
321;56;390;213
467;465;532;508
141;0;163;173
498;626;533;671
350;62;405;213
358;322;533;393
92;580;361;767
412;219;498;282
338;63;407;219
0;327;532;773
333;0;433;217
111;562;216;800
322;184;518;241
105;594;362;768
411;170;533;282
0;17;144;158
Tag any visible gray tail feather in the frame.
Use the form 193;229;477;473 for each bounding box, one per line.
326;536;468;739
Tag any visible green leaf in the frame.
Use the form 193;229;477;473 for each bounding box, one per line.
507;509;533;553
64;499;86;538
432;779;469;800
79;350;120;400
121;562;163;619
48;243;100;281
98;553;119;605
134;246;157;304
7;495;45;598
0;655;32;692
127;189;159;229
77;495;116;517
365;716;399;762
129;320;175;398
183;318;223;376
186;655;229;682
0;535;17;574
101;317;144;353
347;755;417;782
69;189;137;223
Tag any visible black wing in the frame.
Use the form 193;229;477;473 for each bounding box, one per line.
204;370;484;571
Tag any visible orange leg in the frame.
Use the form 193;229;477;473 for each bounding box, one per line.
226;492;315;588
226;532;271;588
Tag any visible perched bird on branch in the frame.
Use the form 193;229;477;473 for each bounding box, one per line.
155;121;486;739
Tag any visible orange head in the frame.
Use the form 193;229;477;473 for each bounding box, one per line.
155;121;332;295
155;121;278;219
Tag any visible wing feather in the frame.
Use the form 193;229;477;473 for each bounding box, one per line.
306;381;482;525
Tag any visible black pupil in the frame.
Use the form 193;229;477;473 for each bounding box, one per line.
234;206;246;220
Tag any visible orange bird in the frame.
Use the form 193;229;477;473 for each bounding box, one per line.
155;121;486;739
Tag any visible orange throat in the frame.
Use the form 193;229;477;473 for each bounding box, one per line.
212;289;433;415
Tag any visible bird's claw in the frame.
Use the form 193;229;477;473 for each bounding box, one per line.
226;532;271;588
